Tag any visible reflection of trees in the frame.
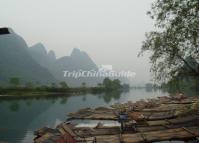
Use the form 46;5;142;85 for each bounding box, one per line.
50;99;56;104
82;95;87;101
145;87;153;92
25;99;33;107
60;97;68;104
162;76;199;96
101;90;122;104
9;102;20;112
0;98;53;143
145;83;160;92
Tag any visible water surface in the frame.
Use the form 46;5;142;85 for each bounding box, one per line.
0;89;169;143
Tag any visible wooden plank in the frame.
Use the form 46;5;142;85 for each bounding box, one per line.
68;107;118;121
187;127;199;136
74;127;120;137
73;127;198;143
141;109;172;112
182;127;196;136
168;115;199;124
96;134;121;143
147;114;175;120
122;127;199;143
34;133;55;143
146;115;199;126
163;101;195;104
137;126;166;132
147;120;169;126
122;133;144;143
68;113;118;120
145;128;194;142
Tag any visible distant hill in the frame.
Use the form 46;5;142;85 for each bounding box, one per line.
0;27;128;87
29;44;100;86
57;48;98;71
0;28;56;85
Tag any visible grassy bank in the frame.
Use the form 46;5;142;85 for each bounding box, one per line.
0;86;107;97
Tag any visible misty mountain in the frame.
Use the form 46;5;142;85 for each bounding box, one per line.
29;43;56;68
29;44;100;86
56;48;99;86
0;28;56;85
57;48;98;71
0;27;128;87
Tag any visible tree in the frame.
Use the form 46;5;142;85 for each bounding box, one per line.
122;83;130;90
51;82;57;88
59;81;68;88
103;77;112;90
81;82;86;88
9;77;20;87
112;79;121;89
97;83;103;87
139;0;199;82
25;82;34;88
102;78;122;90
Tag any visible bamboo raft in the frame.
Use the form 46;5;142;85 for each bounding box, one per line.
34;95;199;143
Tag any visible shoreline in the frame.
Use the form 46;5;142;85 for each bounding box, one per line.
34;94;199;143
0;87;121;97
0;88;129;100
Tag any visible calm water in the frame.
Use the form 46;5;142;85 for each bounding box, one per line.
0;89;169;143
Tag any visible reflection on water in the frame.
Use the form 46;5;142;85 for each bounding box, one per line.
0;89;169;143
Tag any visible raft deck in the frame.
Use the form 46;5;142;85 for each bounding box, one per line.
34;95;199;143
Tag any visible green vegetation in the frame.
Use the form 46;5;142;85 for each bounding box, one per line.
25;82;34;88
81;82;86;88
161;76;199;96
139;0;199;93
102;77;129;91
0;78;129;97
59;81;68;89
9;77;20;87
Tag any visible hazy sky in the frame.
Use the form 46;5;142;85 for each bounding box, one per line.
0;0;155;84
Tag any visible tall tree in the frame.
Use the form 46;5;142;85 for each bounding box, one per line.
103;77;112;90
139;0;199;82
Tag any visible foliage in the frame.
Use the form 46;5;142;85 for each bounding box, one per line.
81;82;86;88
161;76;199;96
102;78;123;90
139;0;199;82
0;78;129;96
50;82;57;88
59;81;68;89
9;77;20;87
112;79;121;89
97;83;103;87
122;83;130;90
25;82;34;88
103;78;112;89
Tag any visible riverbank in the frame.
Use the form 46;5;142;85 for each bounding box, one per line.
34;94;199;143
0;86;126;99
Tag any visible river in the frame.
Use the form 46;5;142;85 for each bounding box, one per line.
0;89;169;143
